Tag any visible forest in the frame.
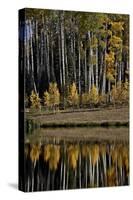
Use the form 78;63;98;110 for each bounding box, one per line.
19;9;129;110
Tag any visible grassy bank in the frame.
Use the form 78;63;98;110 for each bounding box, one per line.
26;106;129;127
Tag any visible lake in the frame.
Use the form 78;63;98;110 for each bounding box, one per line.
20;125;129;191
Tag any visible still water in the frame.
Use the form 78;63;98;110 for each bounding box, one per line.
21;126;129;192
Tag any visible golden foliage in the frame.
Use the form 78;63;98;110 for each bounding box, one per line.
30;144;40;163
49;82;60;106
105;52;115;66
30;90;41;109
98;94;107;104
106;72;115;82
44;144;51;162
43;90;50;107
82;85;99;105
44;144;60;171
111;80;129;104
100;144;106;156
110;35;122;50
91;144;99;166
48;82;60;107
110;145;129;174
110;147;118;165
67;82;79;107
122;146;129;173
82;93;89;105
107;167;116;186
111;22;124;33
105;51;115;82
43;82;60;110
89;85;99;105
81;145;91;158
67;145;79;170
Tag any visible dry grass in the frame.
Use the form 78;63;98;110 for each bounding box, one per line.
27;106;129;126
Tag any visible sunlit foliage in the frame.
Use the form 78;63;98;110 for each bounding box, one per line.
44;144;60;171
67;145;79;170
30;144;40;165
30;90;41;109
88;85;99;105
67;82;79;108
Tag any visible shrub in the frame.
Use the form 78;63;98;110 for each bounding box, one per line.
30;90;41;109
67;82;79;108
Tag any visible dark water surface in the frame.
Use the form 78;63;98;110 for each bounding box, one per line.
20;126;129;192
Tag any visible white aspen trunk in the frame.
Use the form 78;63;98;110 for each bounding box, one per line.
91;33;94;87
89;65;92;92
89;154;93;186
96;159;99;187
29;20;37;93
103;154;107;186
102;49;107;95
46;32;50;82
27;176;30;192
58;32;63;89
85;157;88;188
84;46;87;92
40;29;44;78
31;167;34;192
102;23;107;95
91;64;94;87
66;157;69;189
95;45;99;90
63;160;66;189
26;21;30;74
51;43;55;79
63;146;66;189
65;39;68;90
108;79;111;102
99;52;103;92
60;12;65;89
78;39;81;94
35;20;39;78
92;164;95;186
73;33;76;82
60;159;63;189
79;152;81;188
88;31;92;92
90;47;94;87
51;32;55;81
118;62;122;84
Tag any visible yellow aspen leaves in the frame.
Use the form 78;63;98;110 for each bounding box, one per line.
44;144;60;171
67;82;79;107
30;90;41;109
30;144;40;163
67;145;79;170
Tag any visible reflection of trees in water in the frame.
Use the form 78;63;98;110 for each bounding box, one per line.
21;141;129;191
